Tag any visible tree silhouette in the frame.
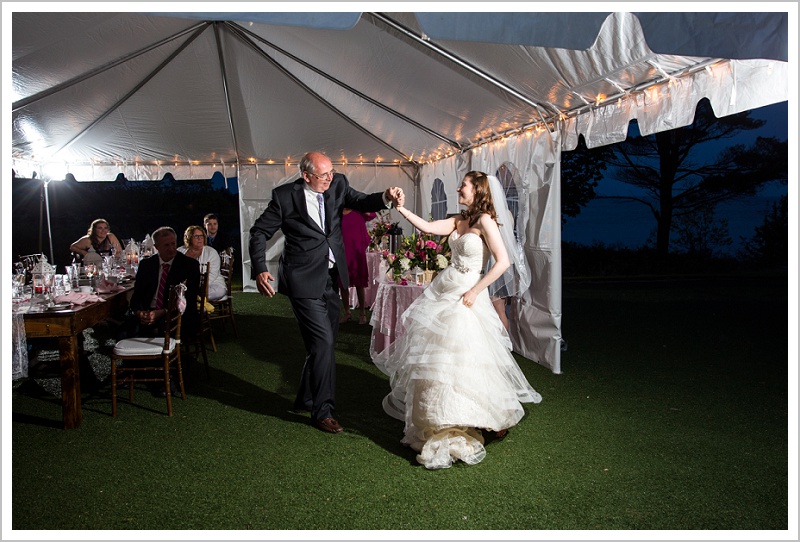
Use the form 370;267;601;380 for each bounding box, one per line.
739;195;788;267
560;136;615;221
602;99;787;256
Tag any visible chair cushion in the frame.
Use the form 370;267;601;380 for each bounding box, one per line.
114;337;176;356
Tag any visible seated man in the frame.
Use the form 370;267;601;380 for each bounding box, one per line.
203;213;232;254
120;226;200;341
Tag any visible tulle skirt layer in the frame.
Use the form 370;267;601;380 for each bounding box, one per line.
372;266;542;470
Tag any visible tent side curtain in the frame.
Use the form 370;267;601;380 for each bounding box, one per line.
562;58;789;150
416;130;563;374
11;159;238;183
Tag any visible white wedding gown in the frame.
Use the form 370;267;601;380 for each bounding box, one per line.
372;231;542;469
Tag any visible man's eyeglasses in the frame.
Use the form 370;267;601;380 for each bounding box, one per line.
307;169;336;181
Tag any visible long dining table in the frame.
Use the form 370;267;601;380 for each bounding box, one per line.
21;283;135;429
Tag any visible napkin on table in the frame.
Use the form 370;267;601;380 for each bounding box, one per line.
95;279;125;293
54;292;105;305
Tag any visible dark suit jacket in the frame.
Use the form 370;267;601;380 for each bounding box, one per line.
207;231;233;253
130;251;200;334
249;173;387;298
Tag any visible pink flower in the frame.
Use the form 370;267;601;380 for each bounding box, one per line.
425;240;438;249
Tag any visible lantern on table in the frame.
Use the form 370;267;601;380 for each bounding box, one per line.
124;239;140;265
31;255;55;296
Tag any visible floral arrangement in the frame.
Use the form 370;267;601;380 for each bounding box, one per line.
382;249;413;279
410;233;450;271
381;230;451;283
367;211;397;251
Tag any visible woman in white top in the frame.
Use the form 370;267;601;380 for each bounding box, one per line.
178;225;226;301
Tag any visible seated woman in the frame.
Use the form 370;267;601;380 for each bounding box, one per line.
178;225;226;301
69;218;123;259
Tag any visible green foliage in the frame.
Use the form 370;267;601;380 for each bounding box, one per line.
560;137;615;220
739;194;788;267
670;205;733;258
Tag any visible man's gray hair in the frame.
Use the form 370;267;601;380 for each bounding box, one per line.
152;226;177;242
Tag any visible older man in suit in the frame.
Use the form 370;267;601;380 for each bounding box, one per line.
124;226;200;340
249;151;404;434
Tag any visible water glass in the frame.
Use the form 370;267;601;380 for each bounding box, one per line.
13;286;33;314
54;275;68;296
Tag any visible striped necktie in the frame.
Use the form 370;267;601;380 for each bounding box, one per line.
317;193;335;265
155;263;169;309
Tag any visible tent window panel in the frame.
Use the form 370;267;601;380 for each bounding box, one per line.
496;162;521;240
430;178;448;221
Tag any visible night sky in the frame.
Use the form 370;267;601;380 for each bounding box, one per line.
561;101;790;254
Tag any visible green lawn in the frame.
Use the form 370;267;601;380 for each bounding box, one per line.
9;275;790;533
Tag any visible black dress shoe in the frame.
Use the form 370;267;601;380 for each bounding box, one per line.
312;417;343;434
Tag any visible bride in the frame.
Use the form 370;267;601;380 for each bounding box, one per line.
372;171;542;470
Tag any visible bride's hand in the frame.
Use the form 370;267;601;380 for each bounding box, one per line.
462;289;477;308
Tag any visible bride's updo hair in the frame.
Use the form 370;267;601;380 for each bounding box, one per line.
461;171;498;227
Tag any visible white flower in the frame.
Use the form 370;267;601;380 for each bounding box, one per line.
399;257;411;271
436;254;449;269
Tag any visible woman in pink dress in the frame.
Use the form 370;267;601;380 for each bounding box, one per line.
339;209;376;324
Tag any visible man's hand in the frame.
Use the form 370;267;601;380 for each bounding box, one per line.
387;187;405;208
136;309;165;325
256;271;276;297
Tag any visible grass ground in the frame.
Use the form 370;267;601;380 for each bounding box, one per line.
9;274;790;534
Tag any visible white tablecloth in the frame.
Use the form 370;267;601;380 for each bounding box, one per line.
346;251;386;309
12;313;29;380
368;281;426;359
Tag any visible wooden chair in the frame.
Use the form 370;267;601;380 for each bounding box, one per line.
208;247;238;340
111;285;186;416
183;264;211;377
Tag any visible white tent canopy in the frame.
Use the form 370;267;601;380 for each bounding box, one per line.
9;8;791;373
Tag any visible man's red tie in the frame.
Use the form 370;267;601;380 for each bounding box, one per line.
155;263;169;309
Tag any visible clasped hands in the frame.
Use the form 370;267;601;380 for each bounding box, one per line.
136;308;165;325
386;186;405;208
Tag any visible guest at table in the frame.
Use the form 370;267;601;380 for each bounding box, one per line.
338;209;376;325
69;218;123;259
372;170;541;470
204;213;233;254
178;225;226;301
120;226;200;342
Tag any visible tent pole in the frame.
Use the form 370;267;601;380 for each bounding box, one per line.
43;179;55;264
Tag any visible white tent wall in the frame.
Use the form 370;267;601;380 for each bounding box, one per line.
238;164;416;293
415;128;564;374
10;157;238;184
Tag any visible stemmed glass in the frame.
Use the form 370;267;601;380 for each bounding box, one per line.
12;272;26;295
42;273;55;306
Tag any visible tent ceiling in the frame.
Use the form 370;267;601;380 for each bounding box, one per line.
10;10;789;172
